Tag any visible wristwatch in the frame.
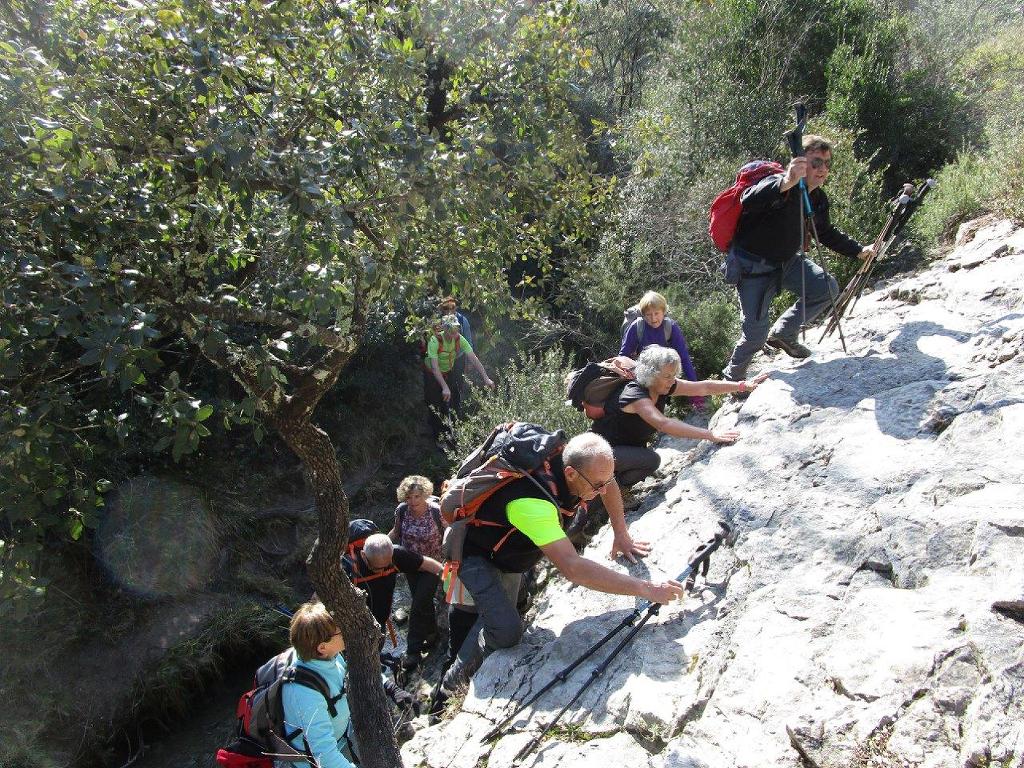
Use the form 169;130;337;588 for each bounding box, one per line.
737;380;748;393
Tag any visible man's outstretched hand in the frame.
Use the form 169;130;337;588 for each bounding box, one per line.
609;531;652;564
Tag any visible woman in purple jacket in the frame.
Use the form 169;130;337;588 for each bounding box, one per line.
619;291;703;409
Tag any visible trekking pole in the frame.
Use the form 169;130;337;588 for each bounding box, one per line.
787;102;810;341
822;185;910;334
844;179;934;318
496;524;730;761
820;179;935;340
803;199;848;353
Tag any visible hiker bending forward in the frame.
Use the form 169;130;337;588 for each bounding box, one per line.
723;134;874;382
343;534;443;635
592;346;767;489
434;433;683;708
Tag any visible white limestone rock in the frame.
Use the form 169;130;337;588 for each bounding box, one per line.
405;218;1024;768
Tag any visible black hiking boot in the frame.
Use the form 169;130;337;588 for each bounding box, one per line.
765;335;812;359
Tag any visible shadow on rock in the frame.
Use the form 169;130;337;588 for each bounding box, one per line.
774;320;971;440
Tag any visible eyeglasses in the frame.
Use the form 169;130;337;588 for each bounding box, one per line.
572;465;615;493
810;157;832;170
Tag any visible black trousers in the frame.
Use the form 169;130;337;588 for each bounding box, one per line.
405;570;440;654
423;369;462;440
612;444;661;486
447;606;479;665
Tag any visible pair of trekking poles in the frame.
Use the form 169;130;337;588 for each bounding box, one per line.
481;522;731;763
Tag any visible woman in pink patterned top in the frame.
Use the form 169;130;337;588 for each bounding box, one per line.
388;475;445;670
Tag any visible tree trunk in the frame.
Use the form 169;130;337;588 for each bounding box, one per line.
272;414;404;768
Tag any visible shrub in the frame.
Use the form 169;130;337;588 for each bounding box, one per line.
910;151;1001;245
443;348;590;467
663;292;740;378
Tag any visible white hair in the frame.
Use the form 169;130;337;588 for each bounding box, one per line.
362;534;394;563
563;432;613;473
634;346;680;388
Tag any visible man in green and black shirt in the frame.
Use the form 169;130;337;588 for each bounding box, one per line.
435;432;683;703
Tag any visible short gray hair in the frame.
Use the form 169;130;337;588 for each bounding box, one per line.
634;346;680;388
563;432;613;473
363;533;394;563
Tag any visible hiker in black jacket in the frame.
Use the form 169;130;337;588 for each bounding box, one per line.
722;135;875;382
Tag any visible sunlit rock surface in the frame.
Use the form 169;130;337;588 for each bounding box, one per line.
405;219;1024;768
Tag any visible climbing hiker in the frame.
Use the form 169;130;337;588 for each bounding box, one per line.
423;315;494;442
430;431;683;715
591;345;766;490
344;527;443;637
281;602;357;768
720;133;875;383
438;295;474;407
387;475;445;672
619;290;704;410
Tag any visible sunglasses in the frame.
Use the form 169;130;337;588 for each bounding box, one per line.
572;465;615;493
809;157;832;170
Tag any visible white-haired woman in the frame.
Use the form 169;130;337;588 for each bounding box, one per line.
591;346;767;486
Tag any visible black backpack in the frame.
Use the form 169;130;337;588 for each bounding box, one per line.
215;650;347;768
564;356;637;420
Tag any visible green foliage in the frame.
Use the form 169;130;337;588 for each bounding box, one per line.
0;0;608;599
910;151;1001;245
824;19;979;187
443;348;590;468
668;294;740;379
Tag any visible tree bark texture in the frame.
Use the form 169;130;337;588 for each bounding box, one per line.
272;414;403;768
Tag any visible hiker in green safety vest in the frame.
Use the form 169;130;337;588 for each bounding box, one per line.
430;432;683;716
423;315;494;441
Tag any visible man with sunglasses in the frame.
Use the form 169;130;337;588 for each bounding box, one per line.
722;134;875;384
432;432;684;711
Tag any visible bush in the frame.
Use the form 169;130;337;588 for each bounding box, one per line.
910;151;1001;245
443;348;590;467
663;292;740;378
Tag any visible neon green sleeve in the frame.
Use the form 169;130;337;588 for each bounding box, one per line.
506;497;567;547
425;335;440;363
458;335;472;354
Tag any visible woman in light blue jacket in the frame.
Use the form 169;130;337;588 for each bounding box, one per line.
281;603;356;768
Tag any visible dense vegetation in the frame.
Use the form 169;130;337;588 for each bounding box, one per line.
2;0;1022;765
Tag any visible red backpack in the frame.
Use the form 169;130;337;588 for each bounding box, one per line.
215;650;347;768
708;160;784;251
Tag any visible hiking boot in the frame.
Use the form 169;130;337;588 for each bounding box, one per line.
765;335;812;359
427;688;450;725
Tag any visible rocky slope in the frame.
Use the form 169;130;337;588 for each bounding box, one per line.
403;217;1024;768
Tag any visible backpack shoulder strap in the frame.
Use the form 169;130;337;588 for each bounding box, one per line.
663;317;675;343
429;500;442;530
629;316;645;351
289;666;345;719
395;503;406;540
